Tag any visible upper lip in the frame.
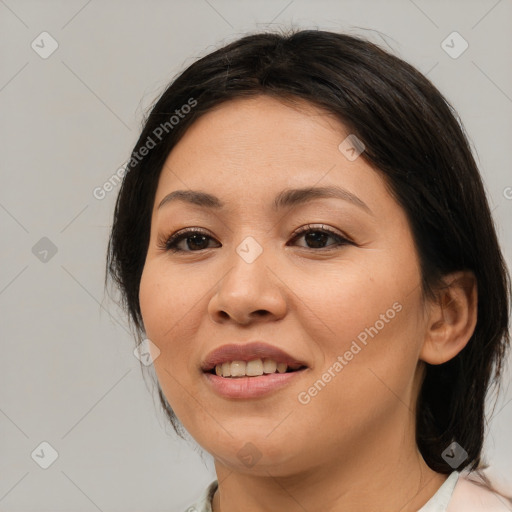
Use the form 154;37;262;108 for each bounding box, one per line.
201;341;308;372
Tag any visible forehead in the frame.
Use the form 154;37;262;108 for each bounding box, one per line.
153;95;390;218
166;95;346;164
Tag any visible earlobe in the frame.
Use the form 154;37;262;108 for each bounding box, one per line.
420;270;478;365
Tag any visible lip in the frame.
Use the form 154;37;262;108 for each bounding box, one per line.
200;341;308;372
203;370;308;399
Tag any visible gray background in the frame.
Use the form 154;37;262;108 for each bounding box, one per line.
1;0;511;510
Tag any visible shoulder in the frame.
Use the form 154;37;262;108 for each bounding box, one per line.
447;473;512;512
181;480;218;512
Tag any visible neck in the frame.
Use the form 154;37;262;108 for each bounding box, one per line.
211;407;448;512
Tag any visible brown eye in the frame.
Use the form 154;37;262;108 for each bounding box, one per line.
289;225;352;250
159;229;220;253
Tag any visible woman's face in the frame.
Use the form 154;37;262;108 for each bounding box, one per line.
139;95;430;475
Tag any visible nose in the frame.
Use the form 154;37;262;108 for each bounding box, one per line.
207;244;288;325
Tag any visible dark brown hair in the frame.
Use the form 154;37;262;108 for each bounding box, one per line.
106;28;511;488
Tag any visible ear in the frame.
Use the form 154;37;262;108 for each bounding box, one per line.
420;270;478;365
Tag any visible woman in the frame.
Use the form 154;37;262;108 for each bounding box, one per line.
106;29;512;511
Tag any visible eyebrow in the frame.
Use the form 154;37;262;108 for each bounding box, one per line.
157;185;373;215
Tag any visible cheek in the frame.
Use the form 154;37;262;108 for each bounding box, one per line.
138;262;198;368
140;260;195;331
311;289;423;418
293;262;400;349
139;263;167;337
299;257;424;403
138;262;203;419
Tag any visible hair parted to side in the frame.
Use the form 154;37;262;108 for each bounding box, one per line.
106;28;511;483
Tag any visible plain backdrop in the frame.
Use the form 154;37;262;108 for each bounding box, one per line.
1;1;511;511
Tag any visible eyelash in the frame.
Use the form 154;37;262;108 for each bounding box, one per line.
157;224;353;253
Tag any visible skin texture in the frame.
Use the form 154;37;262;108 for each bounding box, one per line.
138;95;477;512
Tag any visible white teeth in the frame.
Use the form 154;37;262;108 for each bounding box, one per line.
246;359;263;376
262;358;277;374
276;362;287;373
213;358;296;378
230;361;246;377
221;361;231;377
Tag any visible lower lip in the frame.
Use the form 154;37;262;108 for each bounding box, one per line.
203;370;307;399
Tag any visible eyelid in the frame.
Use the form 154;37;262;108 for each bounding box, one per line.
290;223;349;240
156;226;215;252
158;223;354;254
287;224;354;249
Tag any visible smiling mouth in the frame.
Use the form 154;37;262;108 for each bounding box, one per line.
207;359;308;378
